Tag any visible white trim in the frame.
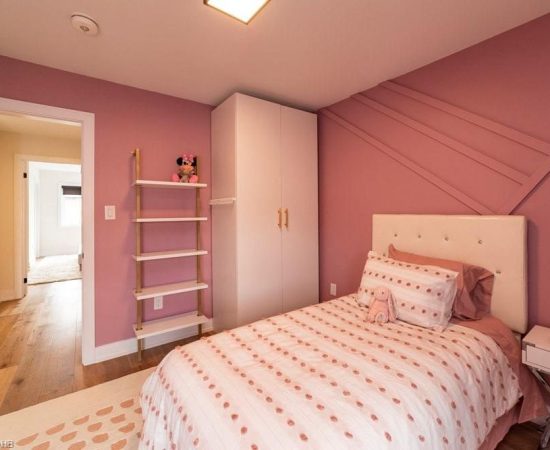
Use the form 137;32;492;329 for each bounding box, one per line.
1;97;96;366
94;319;213;364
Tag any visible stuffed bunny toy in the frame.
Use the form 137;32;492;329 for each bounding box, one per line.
367;286;396;324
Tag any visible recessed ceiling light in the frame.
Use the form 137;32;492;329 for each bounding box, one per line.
71;13;100;36
204;0;270;24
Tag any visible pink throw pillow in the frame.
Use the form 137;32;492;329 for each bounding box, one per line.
388;244;494;320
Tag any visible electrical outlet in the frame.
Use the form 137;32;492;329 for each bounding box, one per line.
104;205;116;220
153;296;163;310
330;283;337;296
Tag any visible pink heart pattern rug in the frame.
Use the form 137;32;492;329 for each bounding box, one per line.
0;368;153;449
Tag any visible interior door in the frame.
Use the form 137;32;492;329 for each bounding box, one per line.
281;106;319;312
235;94;283;325
14;157;29;299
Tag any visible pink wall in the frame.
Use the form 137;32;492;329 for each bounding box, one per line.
0;56;213;346
319;13;550;328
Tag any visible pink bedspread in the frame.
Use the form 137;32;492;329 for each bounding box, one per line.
454;315;546;423
139;295;535;449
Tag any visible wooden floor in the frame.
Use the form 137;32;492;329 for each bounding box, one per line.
497;422;542;450
0;280;201;415
0;280;544;449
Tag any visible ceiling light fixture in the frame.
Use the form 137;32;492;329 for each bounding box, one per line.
204;0;271;24
71;13;100;36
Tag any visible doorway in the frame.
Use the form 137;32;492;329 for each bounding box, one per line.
0;97;95;366
27;161;83;285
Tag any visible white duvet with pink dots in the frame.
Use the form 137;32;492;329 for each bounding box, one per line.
139;295;520;450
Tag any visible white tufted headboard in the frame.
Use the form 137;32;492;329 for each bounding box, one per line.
372;214;528;334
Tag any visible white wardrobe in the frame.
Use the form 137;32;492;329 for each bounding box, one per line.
211;93;319;331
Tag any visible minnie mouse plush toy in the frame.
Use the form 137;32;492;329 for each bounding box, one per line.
171;154;198;183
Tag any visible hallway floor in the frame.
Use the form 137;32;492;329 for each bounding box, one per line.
27;254;81;285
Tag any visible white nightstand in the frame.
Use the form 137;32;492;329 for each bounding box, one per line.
522;325;550;448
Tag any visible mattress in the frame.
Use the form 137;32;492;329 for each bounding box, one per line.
139;295;522;449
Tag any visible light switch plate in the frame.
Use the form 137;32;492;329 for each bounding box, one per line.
330;283;337;296
154;296;163;310
104;205;116;220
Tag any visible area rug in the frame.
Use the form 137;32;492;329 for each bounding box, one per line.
27;255;82;285
0;368;154;449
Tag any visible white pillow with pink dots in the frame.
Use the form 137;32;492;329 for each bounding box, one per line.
358;251;459;331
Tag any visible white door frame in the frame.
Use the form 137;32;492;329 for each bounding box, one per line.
1;97;96;366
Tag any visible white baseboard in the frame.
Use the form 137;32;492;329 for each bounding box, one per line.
0;289;17;302
92;318;213;365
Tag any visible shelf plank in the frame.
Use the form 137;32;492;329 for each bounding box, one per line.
132;249;208;261
133;312;209;340
134;280;208;300
133;217;207;223
135;179;207;189
210;197;236;206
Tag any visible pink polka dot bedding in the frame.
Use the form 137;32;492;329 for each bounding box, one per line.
139;294;522;450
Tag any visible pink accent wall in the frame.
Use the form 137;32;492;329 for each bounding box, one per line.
319;13;550;328
0;56;212;346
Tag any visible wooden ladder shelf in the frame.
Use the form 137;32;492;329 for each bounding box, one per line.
132;148;208;360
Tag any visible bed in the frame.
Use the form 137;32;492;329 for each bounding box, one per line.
139;214;546;449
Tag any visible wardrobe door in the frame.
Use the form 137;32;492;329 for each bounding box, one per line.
280;106;319;313
235;94;283;325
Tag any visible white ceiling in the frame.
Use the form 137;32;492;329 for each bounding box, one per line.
0;113;81;140
1;1;549;111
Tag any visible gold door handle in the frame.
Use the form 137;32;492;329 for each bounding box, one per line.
284;208;289;229
277;208;282;228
